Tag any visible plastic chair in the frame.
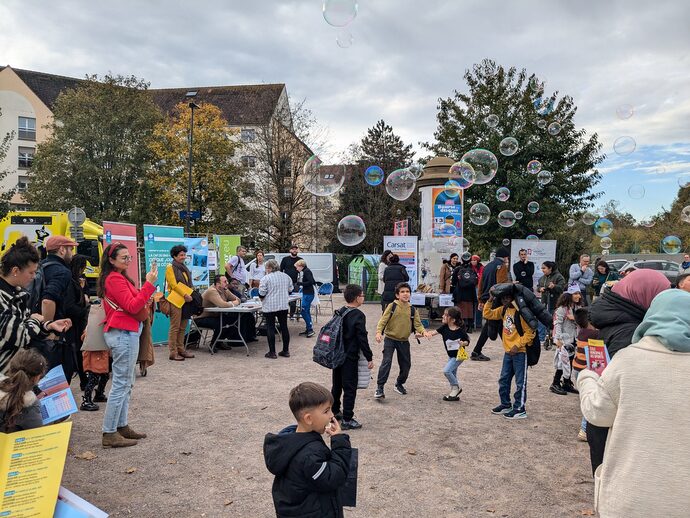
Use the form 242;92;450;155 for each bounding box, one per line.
248;287;260;298
318;282;334;315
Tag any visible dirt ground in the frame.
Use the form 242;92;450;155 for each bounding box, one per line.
62;295;595;517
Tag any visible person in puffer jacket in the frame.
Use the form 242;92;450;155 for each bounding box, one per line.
264;382;351;518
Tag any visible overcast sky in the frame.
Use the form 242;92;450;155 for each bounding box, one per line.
1;0;688;220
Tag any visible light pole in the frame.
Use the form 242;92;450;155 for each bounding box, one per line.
185;91;199;234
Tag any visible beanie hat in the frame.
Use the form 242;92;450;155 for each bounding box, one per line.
495;247;510;259
567;283;581;295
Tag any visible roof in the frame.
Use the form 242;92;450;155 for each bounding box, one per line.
150;84;286;126
0;66;84;110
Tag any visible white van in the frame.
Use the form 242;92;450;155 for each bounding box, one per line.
247;253;340;292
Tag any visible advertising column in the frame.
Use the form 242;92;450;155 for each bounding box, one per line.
383;235;418;290
103;221;140;286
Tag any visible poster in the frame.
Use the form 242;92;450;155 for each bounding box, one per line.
0;421;72;517
431;187;463;239
183;237;209;288
102;221;140;287
143;224;185;344
383;236;418;290
509;239;557;289
213;235;242;271
585;339;610;376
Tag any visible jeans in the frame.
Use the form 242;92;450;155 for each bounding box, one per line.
574;370;587;432
265;310;290;354
301;294;314;332
332;356;358;421
498;351;527;411
102;325;142;433
376;338;411;387
443;357;463;387
537;321;547;343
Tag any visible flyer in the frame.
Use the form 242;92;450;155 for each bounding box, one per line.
584;339;611;376
36;365;78;425
54;486;108;518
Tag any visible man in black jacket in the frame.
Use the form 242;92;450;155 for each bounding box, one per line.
331;285;374;430
512;249;535;291
280;244;302;320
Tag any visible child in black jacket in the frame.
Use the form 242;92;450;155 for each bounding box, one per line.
264;382;351;518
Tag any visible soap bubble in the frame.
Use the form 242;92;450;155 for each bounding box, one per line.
593;218;613;237
526;234;539;241
385;168;416;201
527;160;542;175
469;203;491;226
600;237;612;250
499;137;519;156
502;238;511;246
461;251;471;262
438;223;457;237
461;149;498;185
527;201;540;214
337;215;366;246
537;119;547;129
547;122;562;136
496;187;510;202
613;136;636;156
335;29;353;48
661;235;682;254
601;249;610;256
303;156;345;196
444;180;462;197
448;161;476;189
514;211;523;220
640;219;656;228
537;170;553;185
616;104;634;120
566;218;576;227
654;166;666;175
537;228;543;235
409;163;424;179
681;206;690;223
627;184;645;199
461;237;470;250
582;212;597;225
485;114;499;128
498;210;516;228
678;174;690;188
364;165;384;186
536;98;555;116
323;0;358;27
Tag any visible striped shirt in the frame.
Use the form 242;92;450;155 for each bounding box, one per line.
0;279;46;373
574;328;600;372
258;272;293;313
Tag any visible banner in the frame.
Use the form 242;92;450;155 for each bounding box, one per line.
213;235;242;273
393;220;408;236
103;221;140;286
184;237;210;288
383;235;418;290
431;187;463;238
144;224;184;344
509;239;557;289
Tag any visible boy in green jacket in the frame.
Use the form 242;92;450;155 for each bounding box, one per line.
374;283;430;399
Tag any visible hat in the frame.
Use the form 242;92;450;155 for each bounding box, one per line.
567;283;581;295
45;235;77;252
495;247;510;259
289;244;299;250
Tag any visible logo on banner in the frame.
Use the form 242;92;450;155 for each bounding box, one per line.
105;230;112;244
147;233;154;242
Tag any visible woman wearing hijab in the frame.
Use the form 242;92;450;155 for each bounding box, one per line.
578;289;690;518
450;255;479;331
586;268;670;473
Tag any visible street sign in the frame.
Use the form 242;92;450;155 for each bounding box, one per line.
67;207;86;226
179;210;201;221
70;225;84;243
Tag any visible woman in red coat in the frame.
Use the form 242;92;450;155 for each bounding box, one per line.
98;243;157;448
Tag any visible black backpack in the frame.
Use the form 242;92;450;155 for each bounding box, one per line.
457;267;478;289
313;307;354;369
26;262;47;314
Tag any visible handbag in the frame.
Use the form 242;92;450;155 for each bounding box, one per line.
157;297;172;316
81;303;108;351
456;346;468;361
104;296;149;322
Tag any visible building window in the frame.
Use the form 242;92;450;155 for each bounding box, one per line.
283;186;293;198
18;147;34;168
279;158;292;177
17;176;29;192
18;117;36;141
240;128;256;143
241;156;256;168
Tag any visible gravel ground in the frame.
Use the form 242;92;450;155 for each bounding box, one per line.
61;295;594;517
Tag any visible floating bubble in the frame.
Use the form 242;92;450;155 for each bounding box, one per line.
527;160;542;175
323;0;358;27
661;235;682;254
547;122;562;136
594;218;613;237
536;98;555;116
496;187;510;202
438;223;458;237
385;168;416;201
678;174;690;189
461;237;470;250
600;237;612;250
469;203;491;226
536;119;547;129
640;219;656;228
566;218;576;227
303;156;345;196
601;249;610;256
681;205;690;223
461;149;498;185
409;163;424;179
582;212;597;225
537;228;543;235
537;170;553;185
444;180;462;198
337;215;366;246
654;166;666;175
448;161;476;189
485;114;499;128
627;184;645;199
335;29;353;48
364;165;384;186
613;136;636;156
499;137;519;156
498;210;516;228
514;211;523;220
527;201;540;214
616;104;634;120
461;251;471;262
526;234;539;241
502;238;511;246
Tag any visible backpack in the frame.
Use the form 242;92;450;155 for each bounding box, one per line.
501;304;541;367
313;306;354;369
383;302;420;343
457;267;478;289
26;262;47;314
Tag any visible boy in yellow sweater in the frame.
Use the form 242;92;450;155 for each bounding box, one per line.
483;291;536;420
374;283;431;399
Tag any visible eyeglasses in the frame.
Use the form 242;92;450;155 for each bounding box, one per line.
118;255;133;262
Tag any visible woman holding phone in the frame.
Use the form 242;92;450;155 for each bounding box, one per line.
98;243;157;448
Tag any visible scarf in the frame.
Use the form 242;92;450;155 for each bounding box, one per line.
611;269;670;310
682;261;690;270
632;290;690;352
171;259;193;288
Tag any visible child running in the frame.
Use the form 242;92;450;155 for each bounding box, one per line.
0;349;47;433
550;284;583;395
427;307;470;401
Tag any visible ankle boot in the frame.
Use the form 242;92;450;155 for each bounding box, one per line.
94;374;109;403
117;425;147;439
562;378;579;394
102;431;138;448
80;391;99;411
178;349;195;359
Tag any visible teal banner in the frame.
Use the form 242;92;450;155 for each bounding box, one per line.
144;224;184;344
184;237;210;288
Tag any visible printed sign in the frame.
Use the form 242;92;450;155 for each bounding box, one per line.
509;239;557;289
184;237;210;288
585;339;610;376
431;187;463;239
383;235;419;290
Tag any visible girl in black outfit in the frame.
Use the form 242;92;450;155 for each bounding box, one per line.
381;254;409;311
428;306;470;401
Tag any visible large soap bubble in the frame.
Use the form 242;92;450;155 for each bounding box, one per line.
364;165;384;186
469;203;491;226
337;215;366;246
461;149;498;185
438;223;457;237
593;218;613;237
616;104;634;120
499;137;519;156
485;114;499;128
526;234;539;241
537;170;553;185
627;184;645;199
527;201;540;214
444;180;462;198
600;237;612;249
582;212;597;225
496;187;510;202
498;210;516;228
613;136;636;156
461;251;471;262
527;160;542;175
408;163;424;179
323;0;358;27
547;122;562;136
681;205;690;223
303;156;345;196
385;168;416;201
449;161;476;189
640;219;656;228
661;235;682;254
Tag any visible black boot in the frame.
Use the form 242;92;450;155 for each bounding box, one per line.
94;373;109;403
562;378;579;394
80;373;100;411
549;370;567;395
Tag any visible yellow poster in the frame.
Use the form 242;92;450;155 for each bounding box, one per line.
0;421;72;517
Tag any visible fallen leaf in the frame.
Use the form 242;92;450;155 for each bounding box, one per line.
260;406;268;410
406;449;417;456
246;476;253;480
168;460;177;465
224;500;233;506
125;467;137;474
75;451;97;460
581;510;595;516
486;509;496;514
180;451;192;456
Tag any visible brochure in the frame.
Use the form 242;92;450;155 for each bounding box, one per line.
36;366;78;425
54;486;108;518
584;339;611;376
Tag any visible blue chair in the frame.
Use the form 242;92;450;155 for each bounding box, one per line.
248;287;260;298
318;282;334;315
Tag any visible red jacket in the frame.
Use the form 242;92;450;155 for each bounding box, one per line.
103;272;155;332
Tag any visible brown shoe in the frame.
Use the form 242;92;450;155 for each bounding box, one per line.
178;350;195;359
117;425;147;440
102;431;138;448
169;354;185;361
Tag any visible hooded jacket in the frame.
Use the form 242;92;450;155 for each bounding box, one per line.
588;290;647;358
478;257;509;302
536;270;566;312
381;263;409;303
264;425;351;518
0;375;43;433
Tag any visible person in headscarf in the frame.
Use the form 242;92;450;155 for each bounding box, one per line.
450;255;478;331
578;289;690;518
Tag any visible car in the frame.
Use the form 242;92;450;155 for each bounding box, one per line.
603;259;628;273
619;260;681;285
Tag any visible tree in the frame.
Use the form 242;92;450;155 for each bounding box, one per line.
0;109;16;218
426;60;605;261
26;75;162;221
330;120;418;253
143;101;255;234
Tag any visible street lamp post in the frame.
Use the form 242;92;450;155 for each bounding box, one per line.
185;91;199;234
